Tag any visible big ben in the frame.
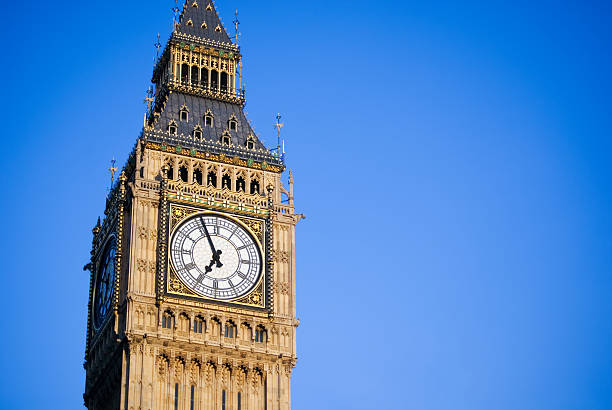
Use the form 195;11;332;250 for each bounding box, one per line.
83;2;302;409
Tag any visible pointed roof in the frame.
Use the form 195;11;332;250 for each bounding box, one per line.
175;1;234;48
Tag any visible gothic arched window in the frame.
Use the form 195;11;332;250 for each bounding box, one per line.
224;321;236;338
162;311;174;329
179;166;188;183
193;169;203;185
207;171;217;187
180;106;189;121
229;118;238;131
193;316;205;333
220;72;228;93
221;133;231;146
250;180;260;195
167;165;175;180
246;136;255;150
201;67;209;88
193;125;203;140
204;112;214;127
190;385;195;410
221;174;231;190
181;63;189;84
191;65;199;85
236;177;245;192
255;326;266;343
168;121;178;136
211;69;219;90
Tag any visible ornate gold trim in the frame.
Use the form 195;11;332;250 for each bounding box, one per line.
165;203;267;309
145;141;284;173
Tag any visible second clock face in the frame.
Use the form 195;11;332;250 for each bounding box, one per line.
170;214;262;300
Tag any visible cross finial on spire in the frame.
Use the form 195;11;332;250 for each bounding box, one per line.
154;33;161;63
275;113;285;158
233;10;240;44
107;158;118;198
109;158;118;185
172;0;180;30
144;87;154;127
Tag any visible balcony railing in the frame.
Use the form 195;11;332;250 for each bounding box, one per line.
143;129;285;168
166;78;246;103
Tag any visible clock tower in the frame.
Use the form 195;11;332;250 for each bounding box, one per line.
83;2;302;409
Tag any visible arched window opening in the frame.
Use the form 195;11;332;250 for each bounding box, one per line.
201;67;209;88
211;69;219;90
193;316;204;333
167;166;175;180
174;383;179;410
220;72;228;93
255;326;266;343
224;321;236;338
191;66;199;86
181;63;189;84
246;137;255;150
190;385;195;410
236;177;245;192
193;126;203;140
168;121;178;136
205;114;214;127
180;107;189;122
229;119;238;131
207;171;217;187
193;169;203;185
179;166;188;182
221;134;231;146
162;311;174;329
250;180;260;195
221;174;231;190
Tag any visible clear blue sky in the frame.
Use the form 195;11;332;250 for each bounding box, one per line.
1;0;611;409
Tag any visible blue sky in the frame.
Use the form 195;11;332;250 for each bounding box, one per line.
1;0;611;409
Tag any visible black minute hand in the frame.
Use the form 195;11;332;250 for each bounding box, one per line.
200;217;223;270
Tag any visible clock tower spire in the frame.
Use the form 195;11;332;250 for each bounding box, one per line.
83;2;302;409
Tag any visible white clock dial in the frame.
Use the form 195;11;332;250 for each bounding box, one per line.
170;214;262;300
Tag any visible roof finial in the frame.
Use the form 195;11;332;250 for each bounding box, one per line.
172;0;180;31
274;113;285;159
233;10;243;91
107;158;118;198
144;87;154;127
154;33;162;63
233;9;240;44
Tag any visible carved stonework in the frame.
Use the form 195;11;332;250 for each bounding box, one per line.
157;356;169;380
167;267;199;297
237;217;264;243
204;362;215;385
278;282;290;295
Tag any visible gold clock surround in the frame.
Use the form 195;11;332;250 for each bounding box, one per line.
165;203;268;309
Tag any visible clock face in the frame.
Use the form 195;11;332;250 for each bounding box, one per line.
170;214;262;300
94;237;116;329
